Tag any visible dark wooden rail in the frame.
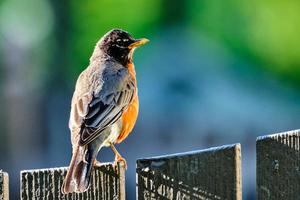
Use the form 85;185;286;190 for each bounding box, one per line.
257;129;300;200
20;162;125;200
136;144;242;200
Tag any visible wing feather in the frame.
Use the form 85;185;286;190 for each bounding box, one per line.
74;67;136;146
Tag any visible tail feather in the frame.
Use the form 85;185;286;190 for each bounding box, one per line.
62;145;96;194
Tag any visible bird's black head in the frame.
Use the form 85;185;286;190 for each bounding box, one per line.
99;29;149;65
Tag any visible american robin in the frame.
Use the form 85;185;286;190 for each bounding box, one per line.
62;29;148;194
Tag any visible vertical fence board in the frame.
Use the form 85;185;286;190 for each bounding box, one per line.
257;130;300;200
137;144;242;200
0;170;9;200
20;162;125;200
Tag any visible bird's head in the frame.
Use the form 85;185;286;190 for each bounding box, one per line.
97;29;149;65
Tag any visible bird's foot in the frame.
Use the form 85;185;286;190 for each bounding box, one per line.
93;159;102;167
114;155;127;170
109;142;127;169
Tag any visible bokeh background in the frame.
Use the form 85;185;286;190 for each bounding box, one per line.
1;0;300;199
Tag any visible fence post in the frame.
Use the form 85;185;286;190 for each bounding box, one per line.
257;129;300;200
20;162;125;200
136;144;242;200
0;170;9;200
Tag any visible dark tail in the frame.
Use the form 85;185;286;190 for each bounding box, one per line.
62;145;96;194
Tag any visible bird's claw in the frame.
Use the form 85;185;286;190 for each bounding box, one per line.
93;159;102;167
114;155;127;170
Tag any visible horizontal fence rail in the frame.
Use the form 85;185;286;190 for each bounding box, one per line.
136;144;242;200
0;170;9;200
20;162;125;200
257;129;300;200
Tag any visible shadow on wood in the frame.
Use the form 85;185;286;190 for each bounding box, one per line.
20;162;125;200
0;170;9;200
136;144;242;200
257;129;300;200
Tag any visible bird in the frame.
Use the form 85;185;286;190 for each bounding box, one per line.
61;29;149;194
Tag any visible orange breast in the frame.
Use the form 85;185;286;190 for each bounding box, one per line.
116;62;139;143
116;95;139;143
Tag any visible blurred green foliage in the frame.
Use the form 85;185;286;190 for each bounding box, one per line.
63;0;300;87
2;0;298;87
187;0;300;85
67;0;162;78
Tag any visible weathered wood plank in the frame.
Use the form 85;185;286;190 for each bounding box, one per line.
20;162;125;200
137;144;242;200
257;129;300;200
0;170;9;200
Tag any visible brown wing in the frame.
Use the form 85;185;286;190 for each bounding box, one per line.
78;67;136;146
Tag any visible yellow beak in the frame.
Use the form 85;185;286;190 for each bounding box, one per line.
128;38;149;49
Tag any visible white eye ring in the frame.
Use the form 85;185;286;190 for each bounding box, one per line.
115;44;126;49
116;39;122;42
123;39;129;42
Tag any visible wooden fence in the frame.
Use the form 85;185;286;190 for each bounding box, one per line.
0;170;9;200
0;129;299;199
20;162;125;200
137;144;241;199
257;130;300;199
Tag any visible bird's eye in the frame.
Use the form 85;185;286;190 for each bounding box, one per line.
115;39;125;46
114;39;126;48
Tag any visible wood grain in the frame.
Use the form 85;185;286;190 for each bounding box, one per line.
257;129;300;200
137;144;242;200
0;170;9;200
20;162;125;200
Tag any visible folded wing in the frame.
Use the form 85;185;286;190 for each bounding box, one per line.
75;67;136;146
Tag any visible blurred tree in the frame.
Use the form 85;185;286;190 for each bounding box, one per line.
187;0;300;88
0;0;54;198
66;0;162;81
161;0;187;26
48;0;71;88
